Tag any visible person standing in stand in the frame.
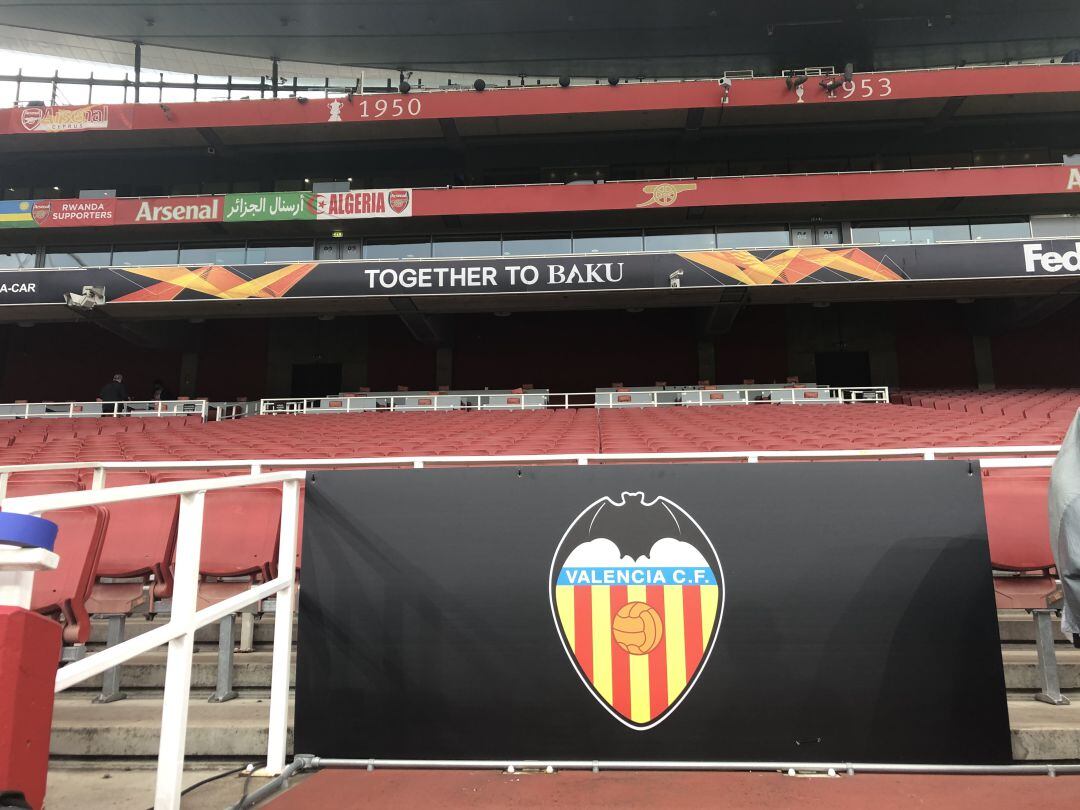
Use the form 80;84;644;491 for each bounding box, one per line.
97;373;129;415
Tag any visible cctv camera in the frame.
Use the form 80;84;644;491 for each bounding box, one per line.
63;285;106;311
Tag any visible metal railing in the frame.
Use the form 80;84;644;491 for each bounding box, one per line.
208;401;259;421
0;400;208;420
0;445;1060;502
258;386;890;415
1;471;303;810
1;59;1069;108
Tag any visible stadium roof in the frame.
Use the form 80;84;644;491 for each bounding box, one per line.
3;0;1080;79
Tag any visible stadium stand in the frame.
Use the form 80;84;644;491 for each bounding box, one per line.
0;395;1070;655
0;391;1071;802
0;393;1074;466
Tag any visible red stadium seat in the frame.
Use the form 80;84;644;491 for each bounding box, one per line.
980;469;1054;571
30;506;109;644
84;473;180;616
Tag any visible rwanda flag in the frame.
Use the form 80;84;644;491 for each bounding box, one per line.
0;200;36;228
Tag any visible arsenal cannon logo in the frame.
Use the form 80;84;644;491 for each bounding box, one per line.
549;492;724;730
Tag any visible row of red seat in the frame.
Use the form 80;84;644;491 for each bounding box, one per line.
16;472;285;644
3;402;1070;643
896;387;1080;420
0;402;1072;466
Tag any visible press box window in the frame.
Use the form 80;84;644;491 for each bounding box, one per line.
363;239;433;260
644;229;717;251
0;249;36;269
850;222;911;244
715;226;790;249
179;244;247;266
111;245;180;266
432;237;502;258
43;247;112;268
502;233;572;257
970;219;1031;241
246;242;316;263
572;230;644;254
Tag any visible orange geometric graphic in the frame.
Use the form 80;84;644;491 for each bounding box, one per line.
111;262;319;303
678;247;905;285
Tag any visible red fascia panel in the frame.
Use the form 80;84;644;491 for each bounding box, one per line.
2;64;1080;136
413;164;1080;217
6;165;1079;229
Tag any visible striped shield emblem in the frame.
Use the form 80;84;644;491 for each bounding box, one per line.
549;492;724;730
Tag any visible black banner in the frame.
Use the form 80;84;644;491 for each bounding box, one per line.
295;462;1011;763
0;239;1077;307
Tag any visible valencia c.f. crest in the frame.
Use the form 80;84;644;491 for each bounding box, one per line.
549;492;724;730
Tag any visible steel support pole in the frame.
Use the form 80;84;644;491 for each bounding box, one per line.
209;614;238;703
94;615;128;703
1033;609;1070;705
133;41;142;103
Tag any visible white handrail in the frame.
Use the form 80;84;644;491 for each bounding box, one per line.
1;470;303;810
258;386;891;414
0;444;1062;501
0;400;208;420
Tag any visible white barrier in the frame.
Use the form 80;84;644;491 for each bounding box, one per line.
259;386;889;414
0;444;1061;501
1;471;303;810
0;400;208;420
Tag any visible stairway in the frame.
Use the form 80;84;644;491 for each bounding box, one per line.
50;611;1080;761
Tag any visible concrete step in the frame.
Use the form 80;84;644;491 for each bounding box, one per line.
48;695;1080;761
59;651;294;693
57;647;1077;696
51;697;293;758
1002;648;1080;690
1008;696;1080;760
997;610;1068;643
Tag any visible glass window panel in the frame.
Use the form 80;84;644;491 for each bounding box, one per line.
111;244;180;266
850;222;910;244
245;242;315;263
0;248;35;269
908;221;971;244
714;226;790;249
362;239;432;260
572;230;644;254
644;229;717;251
179;244;247;265
43;247;112;268
432;237;501;258
1030;215;1080;238
502;233;572;256
970;219;1030;241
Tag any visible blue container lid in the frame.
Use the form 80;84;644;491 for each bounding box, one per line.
0;512;59;552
